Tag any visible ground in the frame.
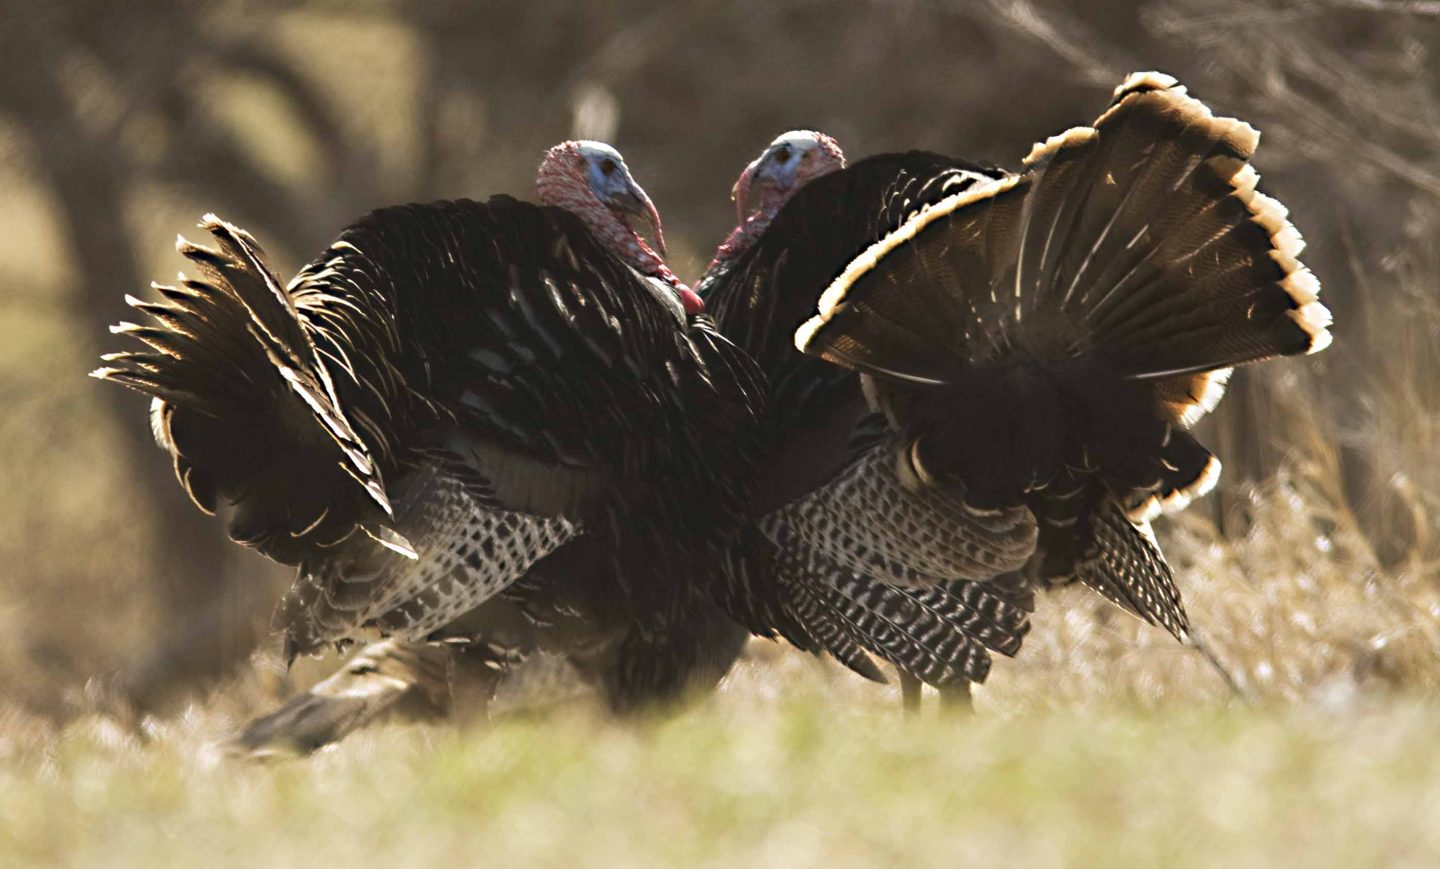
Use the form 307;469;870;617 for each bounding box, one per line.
2;666;1437;867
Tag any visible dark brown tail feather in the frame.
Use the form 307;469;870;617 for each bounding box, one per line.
93;217;404;565
794;73;1333;639
796;71;1331;386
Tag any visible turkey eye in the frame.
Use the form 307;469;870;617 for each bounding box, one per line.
773;147;791;164
600;158;617;176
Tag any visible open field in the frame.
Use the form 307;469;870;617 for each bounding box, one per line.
4;677;1439;866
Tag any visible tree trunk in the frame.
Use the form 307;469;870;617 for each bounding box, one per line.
0;3;267;709
46;143;269;711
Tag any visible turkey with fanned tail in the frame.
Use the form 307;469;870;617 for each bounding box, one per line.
795;73;1331;635
700;134;1039;704
704;73;1332;701
94;140;766;674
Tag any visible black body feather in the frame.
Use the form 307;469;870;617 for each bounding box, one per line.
97;199;769;667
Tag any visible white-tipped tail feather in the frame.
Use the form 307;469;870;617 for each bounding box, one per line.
796;70;1332;383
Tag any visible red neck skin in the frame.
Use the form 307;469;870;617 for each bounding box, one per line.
703;177;796;276
536;145;702;315
706;212;769;274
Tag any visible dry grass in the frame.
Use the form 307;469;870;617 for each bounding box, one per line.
3;664;1440;866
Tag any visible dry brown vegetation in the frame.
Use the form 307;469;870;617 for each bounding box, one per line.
0;1;1437;863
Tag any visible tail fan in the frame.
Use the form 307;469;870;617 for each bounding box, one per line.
796;71;1330;387
93;216;401;563
184;217;390;510
792;73;1331;639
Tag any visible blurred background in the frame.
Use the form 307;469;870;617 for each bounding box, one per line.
1;0;1437;725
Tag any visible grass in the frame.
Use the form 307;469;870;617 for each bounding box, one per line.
2;678;1438;867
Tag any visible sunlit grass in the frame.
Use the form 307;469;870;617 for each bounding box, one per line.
2;683;1438;867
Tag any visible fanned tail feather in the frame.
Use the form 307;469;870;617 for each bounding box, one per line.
797;71;1329;387
792;72;1331;640
183;216;392;514
93;215;400;564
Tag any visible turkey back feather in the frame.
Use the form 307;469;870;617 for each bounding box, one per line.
796;73;1331;386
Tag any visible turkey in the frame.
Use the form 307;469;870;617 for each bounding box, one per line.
95;140;768;723
702;73;1332;706
235;140;1036;749
699;133;1040;706
98;139;1004;753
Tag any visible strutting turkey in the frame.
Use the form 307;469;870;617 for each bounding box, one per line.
504;148;1042;710
97;139;1007;752
699;134;1041;706
95;141;767;729
703;72;1332;707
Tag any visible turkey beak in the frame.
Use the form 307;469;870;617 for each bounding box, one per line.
612;181;667;259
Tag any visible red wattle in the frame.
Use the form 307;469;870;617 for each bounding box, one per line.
679;287;705;315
